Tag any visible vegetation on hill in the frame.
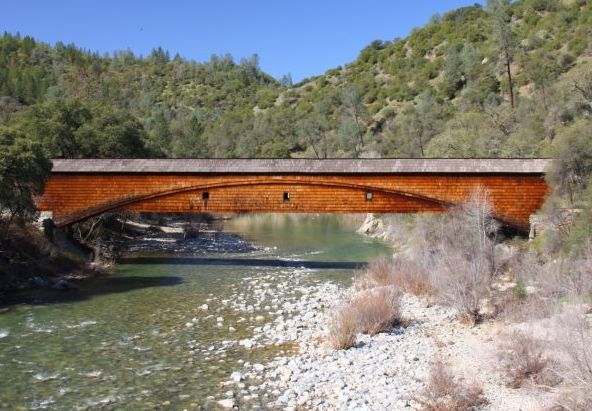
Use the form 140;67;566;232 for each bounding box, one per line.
0;0;591;246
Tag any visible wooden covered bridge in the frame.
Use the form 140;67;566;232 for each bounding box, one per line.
35;158;552;231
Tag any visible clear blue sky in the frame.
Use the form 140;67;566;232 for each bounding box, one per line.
2;0;483;82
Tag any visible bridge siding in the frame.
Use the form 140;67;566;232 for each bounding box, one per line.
36;173;549;230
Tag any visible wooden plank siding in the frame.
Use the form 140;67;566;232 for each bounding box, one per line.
35;161;550;231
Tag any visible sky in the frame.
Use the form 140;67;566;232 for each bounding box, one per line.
2;0;483;82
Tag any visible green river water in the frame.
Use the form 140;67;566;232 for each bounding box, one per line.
0;214;392;410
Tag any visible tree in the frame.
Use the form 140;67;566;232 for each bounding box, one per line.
488;0;518;108
13;98;92;158
0;126;51;239
338;85;367;157
12;99;152;158
280;73;293;88
426;112;501;158
396;91;446;157
146;109;172;157
76;107;152;158
296;103;331;158
572;64;592;113
548;119;592;205
170;115;209;158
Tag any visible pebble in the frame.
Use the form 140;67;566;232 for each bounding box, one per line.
231;371;243;382
217;398;235;408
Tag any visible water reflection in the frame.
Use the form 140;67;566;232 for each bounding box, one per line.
0;276;184;307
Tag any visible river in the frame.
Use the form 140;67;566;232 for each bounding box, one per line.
0;214;392;410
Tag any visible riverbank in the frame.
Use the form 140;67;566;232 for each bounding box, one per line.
0;213;223;293
0;222;93;293
0;214;394;410
223;277;556;410
215;213;569;410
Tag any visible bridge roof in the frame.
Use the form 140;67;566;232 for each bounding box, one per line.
50;158;552;174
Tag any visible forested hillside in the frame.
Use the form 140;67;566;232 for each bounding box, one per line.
1;0;591;161
1;0;592;238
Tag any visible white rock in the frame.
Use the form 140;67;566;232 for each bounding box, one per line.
217;398;234;408
231;371;243;382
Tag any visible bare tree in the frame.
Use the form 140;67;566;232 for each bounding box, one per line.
488;0;518;108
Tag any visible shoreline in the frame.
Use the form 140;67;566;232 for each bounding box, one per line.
227;278;556;410
214;213;557;410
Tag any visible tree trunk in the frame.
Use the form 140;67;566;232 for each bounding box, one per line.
505;48;515;109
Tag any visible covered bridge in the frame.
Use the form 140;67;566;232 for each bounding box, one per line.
35;158;552;231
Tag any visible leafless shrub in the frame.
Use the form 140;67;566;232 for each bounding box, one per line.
327;286;402;349
399;188;499;323
498;246;592;322
355;257;433;296
430;248;492;324
350;286;402;335
552;306;592;409
418;359;488;411
327;305;357;350
512;244;592;308
392;257;434;296
355;257;393;290
498;331;560;389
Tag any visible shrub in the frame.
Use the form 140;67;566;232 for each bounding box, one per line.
327;286;402;349
391;257;434;296
429;247;492;324
533;245;592;301
350;287;402;335
355;257;433;296
409;187;497;323
418;360;488;411
553;306;592;408
498;331;559;388
355;257;393;290
327;304;357;350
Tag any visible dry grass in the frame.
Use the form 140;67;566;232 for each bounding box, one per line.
350;286;402;335
354;257;393;290
327;286;403;349
356;257;433;296
391;257;434;296
418;360;488;411
327;305;357;350
552;306;592;410
498;331;560;389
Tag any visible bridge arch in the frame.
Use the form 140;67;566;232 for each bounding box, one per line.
51;178;453;226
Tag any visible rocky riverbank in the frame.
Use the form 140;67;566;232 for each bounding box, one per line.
219;276;557;410
213;214;558;410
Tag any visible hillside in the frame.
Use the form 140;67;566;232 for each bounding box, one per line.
0;0;591;162
286;0;592;158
